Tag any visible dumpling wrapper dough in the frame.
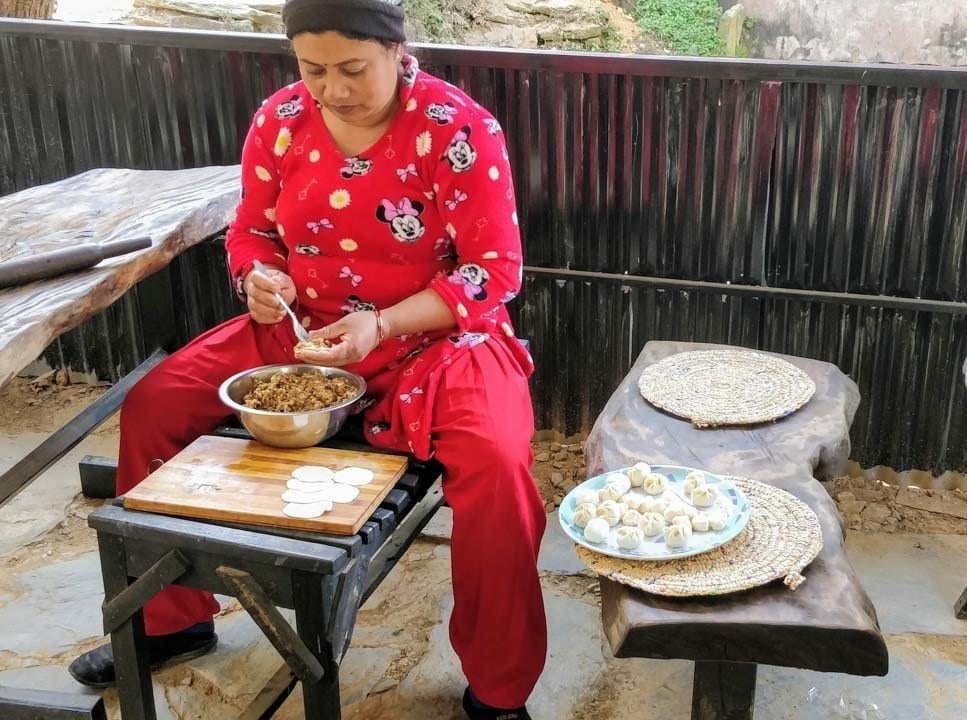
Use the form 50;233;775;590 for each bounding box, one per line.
282;501;332;519
292;466;335;483
302;483;360;504
281;489;335;506
287;478;330;493
332;467;375;487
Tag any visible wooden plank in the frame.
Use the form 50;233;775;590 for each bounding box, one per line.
691;662;756;720
97;532;156;720
217;567;325;684
79;454;119;499
123;436;408;536
955;585;967;619
102;550;190;634
0;687;106;720
237;664;297;720
0;167;239;390
293;571;341;719
89;505;348;576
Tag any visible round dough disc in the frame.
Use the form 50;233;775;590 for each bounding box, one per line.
305;483;360;504
281;489;335;506
332;467;374;487
282;501;331;519
292;466;334;483
287;478;329;493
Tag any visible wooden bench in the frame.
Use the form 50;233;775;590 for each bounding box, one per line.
585;341;889;720
85;417;444;720
958;356;967;620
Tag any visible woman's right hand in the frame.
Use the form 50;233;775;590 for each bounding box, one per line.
243;266;297;324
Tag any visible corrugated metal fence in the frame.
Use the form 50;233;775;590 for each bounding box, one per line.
2;20;966;472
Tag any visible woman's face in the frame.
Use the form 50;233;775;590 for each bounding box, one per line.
292;31;401;127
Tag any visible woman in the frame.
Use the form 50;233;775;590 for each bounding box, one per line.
69;1;546;717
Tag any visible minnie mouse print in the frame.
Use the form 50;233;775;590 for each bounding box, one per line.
376;198;427;243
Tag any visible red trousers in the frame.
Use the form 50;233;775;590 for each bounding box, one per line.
115;315;547;708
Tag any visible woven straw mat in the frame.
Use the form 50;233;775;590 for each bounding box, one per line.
576;477;823;597
638;349;816;427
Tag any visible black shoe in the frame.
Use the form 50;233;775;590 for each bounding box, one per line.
462;687;532;720
69;623;218;688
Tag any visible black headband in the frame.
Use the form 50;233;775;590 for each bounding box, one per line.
282;0;406;42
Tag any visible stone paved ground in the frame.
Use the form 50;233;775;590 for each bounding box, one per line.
0;379;965;719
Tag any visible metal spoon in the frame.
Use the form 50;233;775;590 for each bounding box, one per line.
252;259;310;342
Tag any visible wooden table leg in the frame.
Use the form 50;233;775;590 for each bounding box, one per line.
956;586;967;619
294;571;341;719
691;661;757;720
97;533;156;720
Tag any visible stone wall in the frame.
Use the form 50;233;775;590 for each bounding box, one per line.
732;0;967;65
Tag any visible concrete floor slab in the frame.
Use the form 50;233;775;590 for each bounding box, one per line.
845;532;967;636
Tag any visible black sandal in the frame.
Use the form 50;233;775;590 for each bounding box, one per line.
69;622;218;689
462;686;532;720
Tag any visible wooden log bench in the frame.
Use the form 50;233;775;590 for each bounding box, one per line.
584;340;889;720
0;166;239;719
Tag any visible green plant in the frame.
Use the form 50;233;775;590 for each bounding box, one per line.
634;0;726;56
405;0;452;43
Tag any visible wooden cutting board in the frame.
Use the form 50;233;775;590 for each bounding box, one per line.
123;435;408;535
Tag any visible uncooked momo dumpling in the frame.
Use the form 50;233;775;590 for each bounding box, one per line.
596;500;623;526
671;515;691;528
641;472;668;496
622;492;647;511
707;510;727;531
583;518;610;543
691;485;718;508
573;488;600;507
573;502;597;529
598;472;631;501
621;508;643;527
691;512;710;532
664;522;692;548
626;462;652;488
664;503;694;523
683;471;707;494
616;525;645;549
638;512;666;536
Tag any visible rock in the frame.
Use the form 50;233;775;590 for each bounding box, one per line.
551;471;565;486
718;3;746;57
862;521;883;531
837;491;857;503
538;21;603;43
552;493;564;505
536;452;551;462
0;553;104;655
839;500;867;515
128;0;284;33
862;504;893;524
506;0;596;20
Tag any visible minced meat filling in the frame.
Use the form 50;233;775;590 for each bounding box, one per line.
242;372;357;412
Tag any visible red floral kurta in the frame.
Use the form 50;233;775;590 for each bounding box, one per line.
225;56;532;459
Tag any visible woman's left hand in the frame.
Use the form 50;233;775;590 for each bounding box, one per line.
295;311;380;367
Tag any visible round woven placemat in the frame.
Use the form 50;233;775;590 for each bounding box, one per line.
638;349;816;427
576;477;823;597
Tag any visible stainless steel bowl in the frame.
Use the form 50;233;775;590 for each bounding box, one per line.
218;364;367;449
